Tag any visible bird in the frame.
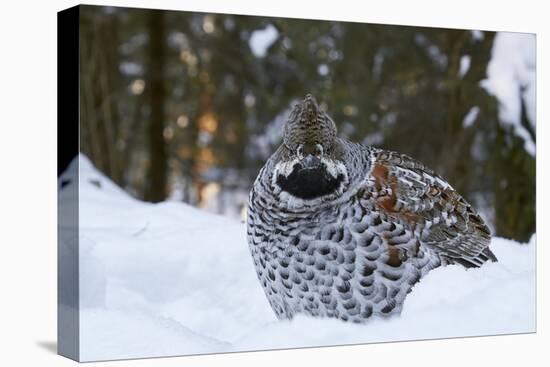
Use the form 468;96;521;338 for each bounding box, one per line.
246;94;496;323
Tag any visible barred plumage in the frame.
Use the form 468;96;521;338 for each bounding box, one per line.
247;94;496;323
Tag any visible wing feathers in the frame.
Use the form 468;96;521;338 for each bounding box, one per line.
371;149;496;268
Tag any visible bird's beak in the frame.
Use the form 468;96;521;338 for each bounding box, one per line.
299;154;322;170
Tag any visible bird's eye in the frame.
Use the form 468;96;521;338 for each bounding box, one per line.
316;144;324;155
296;145;304;159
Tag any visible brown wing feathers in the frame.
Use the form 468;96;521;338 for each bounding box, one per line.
372;150;496;268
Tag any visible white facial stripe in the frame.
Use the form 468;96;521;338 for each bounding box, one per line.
320;157;347;180
272;157;301;185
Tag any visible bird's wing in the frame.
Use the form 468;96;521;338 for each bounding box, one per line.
368;148;496;268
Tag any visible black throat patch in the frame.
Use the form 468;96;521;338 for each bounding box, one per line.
276;164;344;200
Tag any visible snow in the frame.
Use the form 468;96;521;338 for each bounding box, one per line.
59;155;535;362
463;106;480;128
483;32;536;156
471;30;485;41
249;24;278;58
318;63;329;76
119;61;143;76
459;54;471;78
249;105;290;159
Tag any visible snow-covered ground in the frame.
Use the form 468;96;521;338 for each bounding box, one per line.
58;156;535;362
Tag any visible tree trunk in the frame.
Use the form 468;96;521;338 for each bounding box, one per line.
145;10;168;202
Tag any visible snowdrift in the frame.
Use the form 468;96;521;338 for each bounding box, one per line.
58;155;535;362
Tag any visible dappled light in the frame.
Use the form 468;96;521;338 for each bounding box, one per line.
79;6;535;242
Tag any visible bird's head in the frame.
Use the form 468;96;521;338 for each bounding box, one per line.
272;94;349;203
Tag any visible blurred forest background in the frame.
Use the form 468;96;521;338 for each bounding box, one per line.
78;5;536;241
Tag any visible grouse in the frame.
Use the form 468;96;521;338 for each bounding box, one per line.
247;94;496;323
